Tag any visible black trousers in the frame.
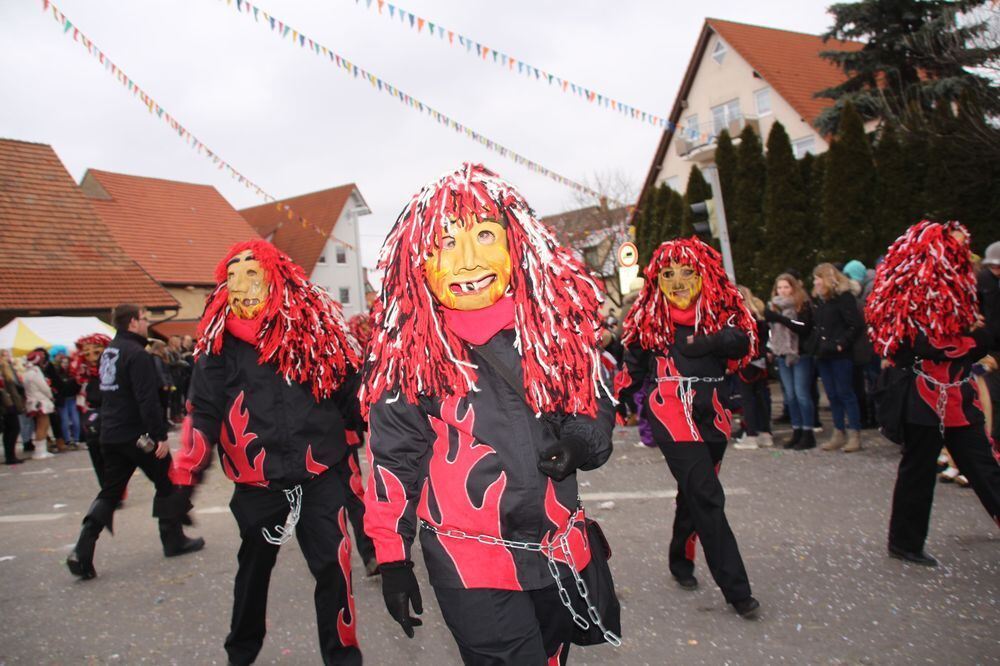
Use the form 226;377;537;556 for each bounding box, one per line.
434;583;573;666
225;470;361;666
738;379;770;436
889;423;1000;552
3;408;21;463
334;448;376;565
661;440;752;604
96;440;174;505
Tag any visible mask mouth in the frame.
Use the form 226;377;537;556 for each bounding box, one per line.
671;288;690;300
238;298;261;308
448;274;496;296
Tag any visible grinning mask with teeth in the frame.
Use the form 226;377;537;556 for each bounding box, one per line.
227;249;270;319
424;213;512;311
659;262;702;310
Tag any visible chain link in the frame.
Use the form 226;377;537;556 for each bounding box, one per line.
421;509;623;647
654;375;725;438
913;364;975;437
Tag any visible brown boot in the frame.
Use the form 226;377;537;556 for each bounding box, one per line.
843;430;862;452
55;437;67;453
821;429;846;451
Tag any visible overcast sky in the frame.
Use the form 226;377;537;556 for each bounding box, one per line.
1;0;836;271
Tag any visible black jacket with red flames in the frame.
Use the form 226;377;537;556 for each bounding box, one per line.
171;334;361;489
891;330;991;428
617;326;749;444
364;329;615;591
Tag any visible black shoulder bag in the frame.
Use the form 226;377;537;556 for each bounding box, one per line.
475;345;622;647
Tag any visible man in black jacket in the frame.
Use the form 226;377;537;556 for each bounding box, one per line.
67;304;203;580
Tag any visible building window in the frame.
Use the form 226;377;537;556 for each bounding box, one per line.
684;114;699;141
317;254;327;265
754;88;772;116
712;40;727;64
335;246;347;264
665;176;680;192
792;136;817;159
711;99;741;136
338;287;350;304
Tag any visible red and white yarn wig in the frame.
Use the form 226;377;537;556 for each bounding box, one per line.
621;237;757;368
866;220;979;357
348;313;373;349
361;162;607;417
196;239;361;401
71;333;112;382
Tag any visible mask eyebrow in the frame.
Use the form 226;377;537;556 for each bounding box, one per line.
226;257;243;267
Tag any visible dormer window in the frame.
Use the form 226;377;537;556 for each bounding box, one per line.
712;40;727;64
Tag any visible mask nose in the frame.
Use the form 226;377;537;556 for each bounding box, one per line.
455;233;479;274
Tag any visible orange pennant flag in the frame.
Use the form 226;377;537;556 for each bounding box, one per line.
417;17;425;32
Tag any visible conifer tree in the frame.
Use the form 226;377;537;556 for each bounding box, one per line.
872;124;912;252
820;101;876;263
681;165;711;236
732;125;766;288
801;153;824;271
760;121;810;291
714;130;738;219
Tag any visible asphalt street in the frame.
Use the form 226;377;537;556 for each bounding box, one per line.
0;423;997;665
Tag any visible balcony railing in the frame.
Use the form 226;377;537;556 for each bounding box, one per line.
675;114;760;158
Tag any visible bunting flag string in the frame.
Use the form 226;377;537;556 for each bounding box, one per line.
217;0;617;205
350;0;672;131
38;0;355;249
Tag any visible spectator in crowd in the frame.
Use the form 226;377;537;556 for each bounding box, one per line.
812;263;864;453
734;285;772;449
843;260;879;429
13;357;34;453
147;339;174;424
166;336;189;422
54;352;81;447
1;351;25;465
34;347;66;452
977;240;1000;441
22;350;58;457
764;273;817;450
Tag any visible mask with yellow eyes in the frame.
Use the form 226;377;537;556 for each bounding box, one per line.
227;249;270;319
424;215;512;311
659;262;702;310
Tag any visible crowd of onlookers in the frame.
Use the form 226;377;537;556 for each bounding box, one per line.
0;334;197;465
606;248;1000;487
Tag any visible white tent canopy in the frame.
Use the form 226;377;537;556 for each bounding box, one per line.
0;317;115;356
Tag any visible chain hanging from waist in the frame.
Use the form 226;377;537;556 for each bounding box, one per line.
262;484;303;546
913;363;975;437
654;375;725;437
419;505;622;647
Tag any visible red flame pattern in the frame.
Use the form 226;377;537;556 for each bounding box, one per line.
220;391;268;487
539;480;590;571
170;414;211;486
304;445;329;476
648;356;702;442
417;396;518;589
712;388;732;439
336;507;358;647
365;434;409;563
347;451;365;501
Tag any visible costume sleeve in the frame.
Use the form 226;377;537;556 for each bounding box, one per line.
911;330;991;362
333;367;365;435
764;305;813;337
558;389;615;471
615;343;649;413
130;352;168;443
170;353;225;486
364;392;432;564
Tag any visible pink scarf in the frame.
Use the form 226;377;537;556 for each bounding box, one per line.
441;297;515;345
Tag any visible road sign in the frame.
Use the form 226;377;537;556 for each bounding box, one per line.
617;242;638;268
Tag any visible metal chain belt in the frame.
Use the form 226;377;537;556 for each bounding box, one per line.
654;375;725;436
262;485;303;546
913;365;975;437
420;508;623;647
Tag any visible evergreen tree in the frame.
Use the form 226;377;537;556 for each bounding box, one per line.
666;189;685;243
731;125;766;288
760;121;810;291
872;124;913;251
635;188;658;267
714;129;738;220
652;182;679;247
801;152;825;271
820;101;877;263
681;165;711;236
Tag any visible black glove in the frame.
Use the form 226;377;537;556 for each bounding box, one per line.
676;332;719;357
537;435;589;482
380;560;423;638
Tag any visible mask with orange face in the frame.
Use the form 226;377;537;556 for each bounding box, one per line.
658;262;702;310
227;249;270;319
424;214;513;311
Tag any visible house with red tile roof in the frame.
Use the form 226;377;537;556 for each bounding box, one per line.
79;169;262;333
240;184;370;317
0;139;177;327
638;18;863;202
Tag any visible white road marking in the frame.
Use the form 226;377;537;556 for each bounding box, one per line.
0;556;15;562
582;488;749;501
21;468;55;475
194;506;230;515
0;513;68;523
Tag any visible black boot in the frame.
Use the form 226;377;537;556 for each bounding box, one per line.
67;499;115;579
159;520;205;557
783;429;802;449
794;429;817;450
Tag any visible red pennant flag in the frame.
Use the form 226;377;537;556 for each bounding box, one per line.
448;31;454;44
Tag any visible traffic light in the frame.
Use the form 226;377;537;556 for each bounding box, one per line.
689;198;719;240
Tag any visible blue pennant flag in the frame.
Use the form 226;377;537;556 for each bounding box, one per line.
388;4;395;18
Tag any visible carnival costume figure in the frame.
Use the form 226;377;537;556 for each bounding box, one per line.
170;239;363;665
616;237;761;617
867;221;1000;566
71;333;112;488
362;163;616;665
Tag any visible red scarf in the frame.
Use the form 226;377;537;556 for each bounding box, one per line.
669;304;697;327
441;296;515;345
226;314;263;346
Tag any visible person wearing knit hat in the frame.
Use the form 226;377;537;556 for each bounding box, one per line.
363;163;617;663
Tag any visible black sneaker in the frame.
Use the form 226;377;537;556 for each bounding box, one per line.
888;544;938;567
732;596;760;618
674;575;698;590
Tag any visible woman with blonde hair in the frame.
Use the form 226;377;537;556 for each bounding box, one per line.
764;273;817;449
811;263;864;452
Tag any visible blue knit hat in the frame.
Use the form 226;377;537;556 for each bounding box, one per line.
842;260;866;282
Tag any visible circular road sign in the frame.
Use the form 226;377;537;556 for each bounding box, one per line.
618;242;638;268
